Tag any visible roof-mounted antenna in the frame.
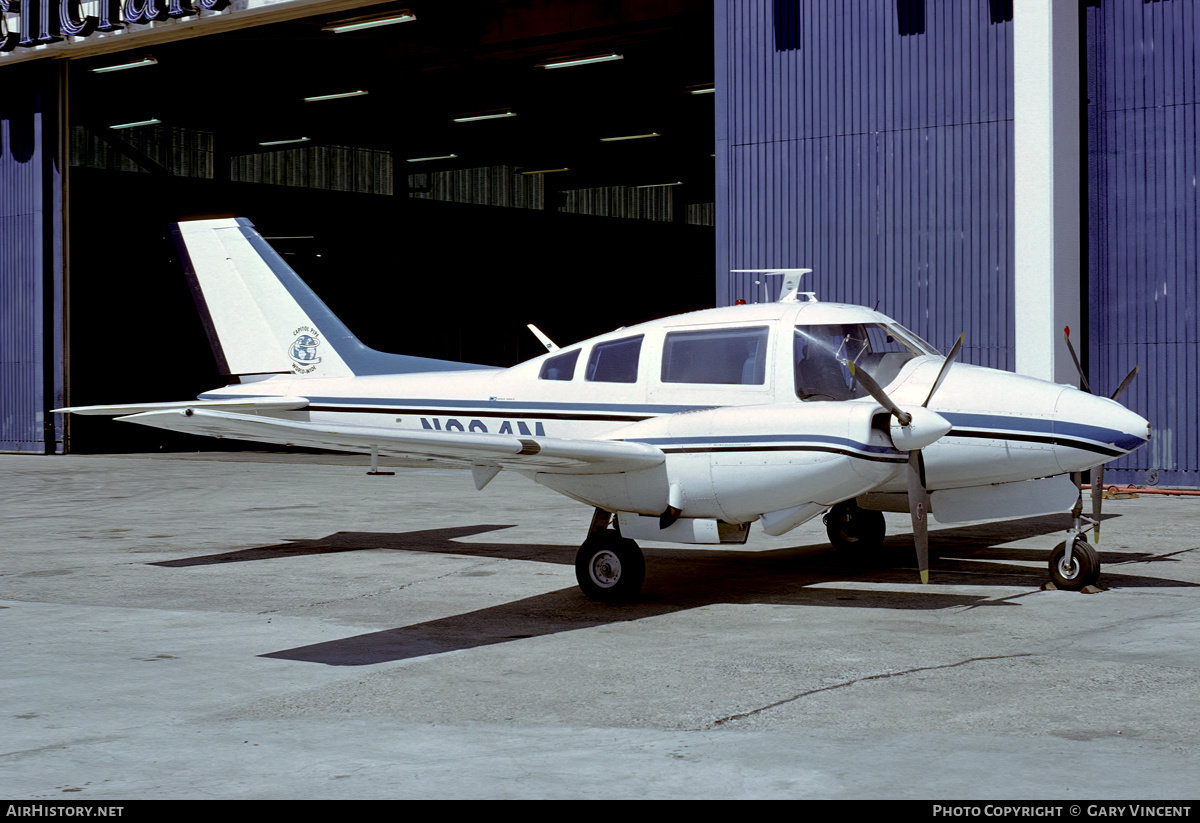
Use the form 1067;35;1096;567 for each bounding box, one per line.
730;269;816;303
527;324;560;352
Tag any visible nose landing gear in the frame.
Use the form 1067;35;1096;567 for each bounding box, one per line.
1049;535;1101;590
1048;471;1104;591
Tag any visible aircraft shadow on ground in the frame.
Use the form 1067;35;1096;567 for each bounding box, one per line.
146;513;1197;666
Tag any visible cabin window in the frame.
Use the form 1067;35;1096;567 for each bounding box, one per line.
794;323;931;401
661;326;769;385
585;335;643;383
539;349;580;381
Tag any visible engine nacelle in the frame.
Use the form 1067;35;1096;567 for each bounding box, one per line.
535;401;907;527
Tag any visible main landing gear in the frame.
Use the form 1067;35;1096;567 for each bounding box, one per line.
823;500;886;553
575;510;645;601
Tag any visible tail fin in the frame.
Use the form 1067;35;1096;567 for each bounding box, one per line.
170;217;487;378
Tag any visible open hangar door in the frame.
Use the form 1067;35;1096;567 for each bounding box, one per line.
64;0;716;452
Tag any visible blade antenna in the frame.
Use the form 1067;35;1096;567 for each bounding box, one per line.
527;324;560;353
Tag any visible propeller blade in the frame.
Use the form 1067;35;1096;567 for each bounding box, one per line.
1063;326;1092;394
850;350;953;585
906;450;931;584
923;332;965;407
1110;365;1139;402
847;361;911;426
1092;463;1105;544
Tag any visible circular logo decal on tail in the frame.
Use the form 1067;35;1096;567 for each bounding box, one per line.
289;326;322;373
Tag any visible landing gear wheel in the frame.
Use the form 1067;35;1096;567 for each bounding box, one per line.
575;532;645;601
1049;537;1100;590
824;502;886;553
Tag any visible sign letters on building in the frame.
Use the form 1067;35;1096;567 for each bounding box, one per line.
0;0;231;51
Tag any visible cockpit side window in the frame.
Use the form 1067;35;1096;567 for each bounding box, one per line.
661;326;769;385
539;349;580;381
794;323;928;401
585;335;643;383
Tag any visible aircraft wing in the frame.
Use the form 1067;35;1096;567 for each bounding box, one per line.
117;408;666;474
53;397;310;416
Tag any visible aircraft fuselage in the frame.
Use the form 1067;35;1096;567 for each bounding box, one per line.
195;300;1150;534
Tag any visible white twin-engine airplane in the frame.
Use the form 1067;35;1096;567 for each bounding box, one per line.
57;218;1151;599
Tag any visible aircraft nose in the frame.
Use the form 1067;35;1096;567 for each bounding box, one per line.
1053;387;1151;470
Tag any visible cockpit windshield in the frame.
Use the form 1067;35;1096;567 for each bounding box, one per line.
794;323;936;401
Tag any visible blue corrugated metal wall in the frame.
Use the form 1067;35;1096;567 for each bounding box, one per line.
1087;0;1200;487
715;0;1014;367
1;65;63;454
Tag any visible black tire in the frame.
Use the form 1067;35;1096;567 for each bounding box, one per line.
575;532;645;601
1049;537;1100;590
824;502;886;552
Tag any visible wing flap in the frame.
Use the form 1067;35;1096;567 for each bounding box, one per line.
53;397;310;416
118;408;665;474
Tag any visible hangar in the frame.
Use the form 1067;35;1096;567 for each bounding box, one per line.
1;0;1194;487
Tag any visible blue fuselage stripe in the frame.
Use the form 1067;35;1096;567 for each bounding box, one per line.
201;395;1145;455
943;412;1147;453
626;434;907;463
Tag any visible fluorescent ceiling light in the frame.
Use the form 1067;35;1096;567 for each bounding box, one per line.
453;110;515;123
538;53;623;69
258;137;311;146
109;118;161;130
322;10;415;33
92;56;158;73
635;181;682;188
687;84;715;94
406;153;458;163
520;168;570;175
303;90;369;102
600;132;660;142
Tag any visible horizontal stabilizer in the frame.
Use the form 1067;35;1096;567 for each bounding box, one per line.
117;408;665;474
53;397;309;416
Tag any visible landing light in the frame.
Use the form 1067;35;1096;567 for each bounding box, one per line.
258;137;311;146
322;11;416;33
92;56;158;73
453;110;516;123
600;132;660;142
109;119;161;130
303;90;369;102
538;53;623;69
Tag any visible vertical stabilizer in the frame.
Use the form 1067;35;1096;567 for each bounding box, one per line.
171;218;487;378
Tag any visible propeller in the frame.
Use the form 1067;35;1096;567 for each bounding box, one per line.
1062;327;1140;544
1063;326;1092;393
847;333;964;583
